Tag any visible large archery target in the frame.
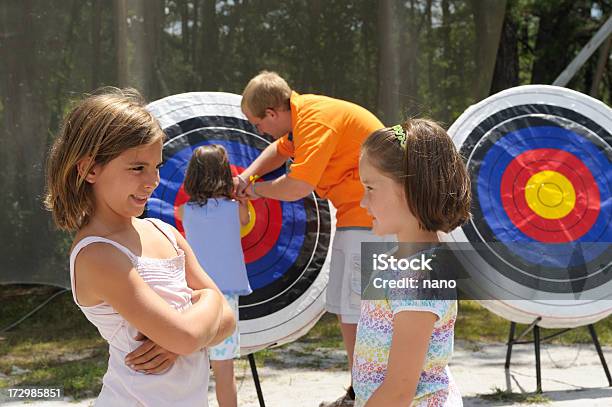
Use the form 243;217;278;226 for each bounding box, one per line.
445;85;612;328
146;92;333;353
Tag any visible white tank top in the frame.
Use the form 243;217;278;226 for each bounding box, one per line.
69;218;208;407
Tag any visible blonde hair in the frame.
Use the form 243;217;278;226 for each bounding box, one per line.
44;87;165;231
362;118;471;233
241;70;292;117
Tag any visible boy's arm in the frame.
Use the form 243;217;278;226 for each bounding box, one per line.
240;141;290;181
364;311;437;406
243;174;314;201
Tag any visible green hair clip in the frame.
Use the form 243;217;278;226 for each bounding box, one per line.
392;124;407;148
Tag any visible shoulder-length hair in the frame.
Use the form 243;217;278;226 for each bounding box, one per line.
44;87;165;231
361;118;471;233
183;145;234;206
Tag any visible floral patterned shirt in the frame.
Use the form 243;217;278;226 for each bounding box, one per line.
353;298;462;406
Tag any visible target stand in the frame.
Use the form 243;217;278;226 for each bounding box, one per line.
504;319;612;393
445;85;612;392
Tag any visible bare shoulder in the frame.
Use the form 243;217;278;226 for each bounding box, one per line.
166;222;188;247
74;242;133;284
72;240;135;306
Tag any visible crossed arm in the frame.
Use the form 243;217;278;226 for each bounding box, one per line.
75;228;236;374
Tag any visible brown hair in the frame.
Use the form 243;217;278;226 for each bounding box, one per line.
241;70;292;117
183;145;234;206
44;87;165;231
361;119;471;233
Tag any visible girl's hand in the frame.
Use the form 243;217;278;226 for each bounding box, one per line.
233;175;248;197
125;332;178;374
243;182;260;199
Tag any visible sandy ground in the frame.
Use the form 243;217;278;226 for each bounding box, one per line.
2;341;611;406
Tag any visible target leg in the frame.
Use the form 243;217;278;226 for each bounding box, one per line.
505;322;516;369
248;353;266;407
534;325;542;393
587;324;612;387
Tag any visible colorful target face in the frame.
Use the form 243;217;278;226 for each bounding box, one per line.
446;85;612;328
146;92;333;352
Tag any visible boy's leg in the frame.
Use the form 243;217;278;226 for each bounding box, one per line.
211;360;237;407
338;318;357;374
321;230;366;406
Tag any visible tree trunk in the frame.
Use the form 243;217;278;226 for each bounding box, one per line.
490;0;519;94
441;0;451;121
531;1;575;84
590;35;611;97
0;0;57;283
377;0;399;125
469;0;507;101
426;0;433;101
180;0;190;64
143;0;166;98
192;0;199;70
114;0;128;87
91;0;102;90
199;0;219;90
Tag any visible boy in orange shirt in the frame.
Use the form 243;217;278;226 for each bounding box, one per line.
237;71;388;407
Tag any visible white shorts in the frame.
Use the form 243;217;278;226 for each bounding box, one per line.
209;294;240;361
325;229;392;324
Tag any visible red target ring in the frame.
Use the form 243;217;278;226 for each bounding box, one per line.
500;148;600;242
241;196;283;263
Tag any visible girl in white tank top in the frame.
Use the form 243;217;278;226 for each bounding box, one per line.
44;88;235;406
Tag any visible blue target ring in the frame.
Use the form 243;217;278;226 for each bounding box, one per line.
477;123;611;268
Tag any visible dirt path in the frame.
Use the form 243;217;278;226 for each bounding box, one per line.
2;341;611;406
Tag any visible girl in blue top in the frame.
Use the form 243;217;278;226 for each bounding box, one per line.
178;144;251;407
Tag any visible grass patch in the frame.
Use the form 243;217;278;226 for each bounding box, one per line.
251;348;280;366
0;285;106;400
479;387;551;404
298;312;343;348
456;301;612;345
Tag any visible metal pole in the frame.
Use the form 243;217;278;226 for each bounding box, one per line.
534;325;542;393
587;324;612;387
505;322;516;369
553;16;612;87
248;353;266;407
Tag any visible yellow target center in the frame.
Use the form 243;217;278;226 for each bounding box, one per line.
524;171;575;219
240;200;256;238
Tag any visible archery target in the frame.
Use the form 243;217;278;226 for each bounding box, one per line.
146;92;333;353
445;85;612;328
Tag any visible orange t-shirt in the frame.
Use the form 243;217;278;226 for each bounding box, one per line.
275;92;384;228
